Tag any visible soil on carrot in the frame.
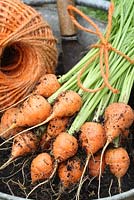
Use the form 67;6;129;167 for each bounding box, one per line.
0;131;134;200
0;57;134;200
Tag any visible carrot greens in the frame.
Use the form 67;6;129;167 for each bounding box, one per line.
48;0;134;135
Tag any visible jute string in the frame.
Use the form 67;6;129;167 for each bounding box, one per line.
67;3;134;93
0;0;57;110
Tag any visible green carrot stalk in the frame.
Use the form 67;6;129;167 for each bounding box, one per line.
48;0;134;135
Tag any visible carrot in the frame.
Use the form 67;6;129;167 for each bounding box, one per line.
34;125;78;193
76;122;106;199
46;90;82;121
40;133;52;151
33;74;61;98
104;103;134;144
40;117;69;150
1;90;82;142
30;152;54;183
0;107;19;126
27;152;57;199
0;107;23;139
0;94;51;138
0;131;38;170
28;132;78;198
52;132;78;162
98;102;134;198
0;74;60;113
47;117;69;138
17;94;52;127
88;152;106;178
25;90;81;127
105;147;130;193
58;157;83;188
80;122;106;156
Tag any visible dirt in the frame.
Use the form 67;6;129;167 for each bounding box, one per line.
0;57;134;200
0;131;134;200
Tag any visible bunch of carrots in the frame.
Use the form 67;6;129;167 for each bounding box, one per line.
0;0;134;199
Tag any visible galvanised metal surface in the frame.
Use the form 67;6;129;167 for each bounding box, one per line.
23;0;110;11
0;189;134;200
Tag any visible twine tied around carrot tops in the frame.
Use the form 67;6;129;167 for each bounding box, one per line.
67;3;134;94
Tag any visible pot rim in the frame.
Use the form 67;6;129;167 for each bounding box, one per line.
0;189;134;200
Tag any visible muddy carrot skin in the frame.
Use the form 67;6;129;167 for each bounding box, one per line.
105;147;130;179
40;117;69;150
33;74;61;98
52;132;78;162
50;90;82;119
31;152;54;183
11;131;39;158
17;94;51;127
0;94;51;138
58;157;83;188
0;131;39;170
0;107;23;139
80;122;106;155
47;117;69;137
88;152;106;178
104;102;134;143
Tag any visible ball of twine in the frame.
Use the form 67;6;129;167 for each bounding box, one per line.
0;0;58;110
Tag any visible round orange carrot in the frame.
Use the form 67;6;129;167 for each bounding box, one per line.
11;131;39;158
52;132;78;162
47;117;69;138
40;117;69;150
0;94;51;137
80;122;106;155
17;94;51;127
49;90;82;119
104;102;134;143
58;157;83;188
105;147;130;193
77;122;106;196
88;152;106;178
31;152;53;183
0;107;23;139
33;74;61;97
98;103;133;197
0;131;39;170
105;147;130;179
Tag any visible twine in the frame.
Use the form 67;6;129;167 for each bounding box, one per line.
67;3;134;93
0;0;58;110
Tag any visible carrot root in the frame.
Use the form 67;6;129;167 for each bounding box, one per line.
98;140;110;199
0;123;16;138
58;157;83;188
0;115;54;148
0;94;31;113
0;157;14;170
118;177;122;194
75;154;91;200
27;161;58;198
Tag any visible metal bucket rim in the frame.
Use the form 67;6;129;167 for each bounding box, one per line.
0;189;134;200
